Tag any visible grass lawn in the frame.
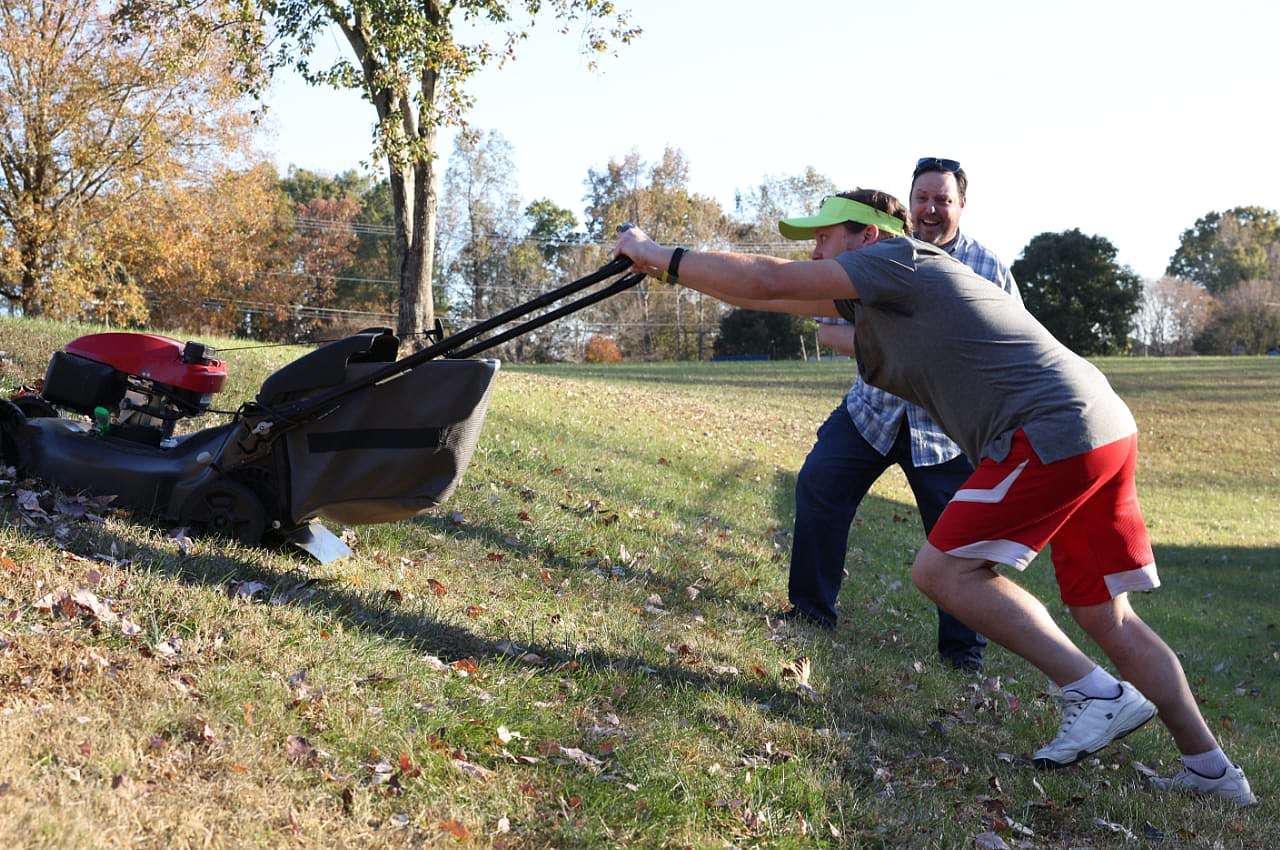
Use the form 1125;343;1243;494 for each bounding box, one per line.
0;316;1277;849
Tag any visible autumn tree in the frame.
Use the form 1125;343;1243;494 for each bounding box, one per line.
260;0;639;347
0;0;258;317
1194;280;1280;355
99;163;309;337
583;147;732;359
279;167;402;317
1167;206;1280;294
1012;229;1143;355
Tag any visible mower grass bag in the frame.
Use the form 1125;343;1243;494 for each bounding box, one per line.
261;341;498;525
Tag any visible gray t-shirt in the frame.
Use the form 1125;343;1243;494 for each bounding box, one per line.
833;237;1136;464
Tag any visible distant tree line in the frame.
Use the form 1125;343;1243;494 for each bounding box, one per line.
1;1;1276;358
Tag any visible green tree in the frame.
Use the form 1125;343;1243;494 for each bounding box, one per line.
1012;229;1142;355
279;167;372;206
258;0;639;347
439;129;523;325
714;309;811;360
1167;206;1280;294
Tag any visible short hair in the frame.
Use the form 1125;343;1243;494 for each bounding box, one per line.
835;188;913;239
910;163;968;204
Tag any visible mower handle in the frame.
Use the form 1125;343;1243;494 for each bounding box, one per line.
267;255;635;422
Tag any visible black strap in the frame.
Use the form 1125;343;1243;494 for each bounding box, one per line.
667;247;687;285
307;428;444;453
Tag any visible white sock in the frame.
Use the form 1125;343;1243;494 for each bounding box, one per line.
1182;747;1231;777
1062;666;1121;699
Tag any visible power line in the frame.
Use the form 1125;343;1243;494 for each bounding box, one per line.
288;216;806;250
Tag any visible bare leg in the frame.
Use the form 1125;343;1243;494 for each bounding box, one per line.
911;543;1095;685
1070;596;1217;755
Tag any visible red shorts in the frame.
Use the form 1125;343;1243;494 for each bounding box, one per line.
927;430;1158;606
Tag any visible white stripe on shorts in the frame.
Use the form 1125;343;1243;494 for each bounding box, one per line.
943;538;1038;571
1103;563;1161;597
952;460;1030;504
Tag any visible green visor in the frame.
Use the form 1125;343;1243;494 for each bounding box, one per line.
778;196;906;240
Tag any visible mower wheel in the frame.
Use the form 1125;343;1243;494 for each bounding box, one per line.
0;398;24;467
12;395;59;419
179;479;267;545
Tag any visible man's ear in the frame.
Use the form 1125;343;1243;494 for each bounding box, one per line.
862;224;879;244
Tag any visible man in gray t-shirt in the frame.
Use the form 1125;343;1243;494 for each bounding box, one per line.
613;203;1257;806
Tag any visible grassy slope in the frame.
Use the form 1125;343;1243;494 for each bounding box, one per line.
0;316;1276;849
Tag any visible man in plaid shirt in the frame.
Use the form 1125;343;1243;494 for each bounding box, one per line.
788;159;1017;671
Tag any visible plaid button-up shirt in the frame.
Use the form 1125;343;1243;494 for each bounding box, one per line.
829;231;1020;466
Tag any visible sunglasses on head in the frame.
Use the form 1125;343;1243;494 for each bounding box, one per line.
915;157;962;173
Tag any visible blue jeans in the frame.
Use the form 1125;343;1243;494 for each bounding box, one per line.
788;405;987;666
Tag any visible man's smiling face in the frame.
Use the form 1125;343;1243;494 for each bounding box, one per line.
910;171;964;246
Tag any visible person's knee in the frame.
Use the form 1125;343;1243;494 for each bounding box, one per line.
1069;596;1132;640
911;544;950;600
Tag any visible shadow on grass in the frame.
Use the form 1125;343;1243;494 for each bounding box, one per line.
3;512;923;740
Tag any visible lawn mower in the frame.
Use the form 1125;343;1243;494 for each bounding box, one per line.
0;257;641;562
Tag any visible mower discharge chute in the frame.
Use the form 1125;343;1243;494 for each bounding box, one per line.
0;257;641;562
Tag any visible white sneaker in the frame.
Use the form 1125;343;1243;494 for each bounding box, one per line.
1033;681;1157;769
1151;764;1258;807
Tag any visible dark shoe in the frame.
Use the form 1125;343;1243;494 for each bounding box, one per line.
777;607;836;631
941;654;984;673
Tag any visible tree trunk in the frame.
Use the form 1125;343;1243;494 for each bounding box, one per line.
18;237;44;316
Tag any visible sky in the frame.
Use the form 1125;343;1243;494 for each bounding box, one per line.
258;0;1280;280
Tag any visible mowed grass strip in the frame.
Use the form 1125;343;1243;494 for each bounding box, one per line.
0;316;1276;849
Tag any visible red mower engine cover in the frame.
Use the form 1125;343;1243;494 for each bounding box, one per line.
65;333;226;394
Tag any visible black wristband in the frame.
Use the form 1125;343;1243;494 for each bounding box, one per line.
667;247;686;285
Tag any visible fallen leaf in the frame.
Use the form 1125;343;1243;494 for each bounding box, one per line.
190;718;216;746
451;657;478;675
1094;817;1137;841
555;746;603;770
974;832;1010;850
422;655;449;672
170;528;194;557
465;605;485;618
285;735;316;763
428;578;447;596
227;580;269;600
70;589;116;623
1132;761;1159;780
486;552;504;562
439;819;470;840
452;759;494;780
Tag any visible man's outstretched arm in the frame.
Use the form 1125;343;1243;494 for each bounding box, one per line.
614;227;859;309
